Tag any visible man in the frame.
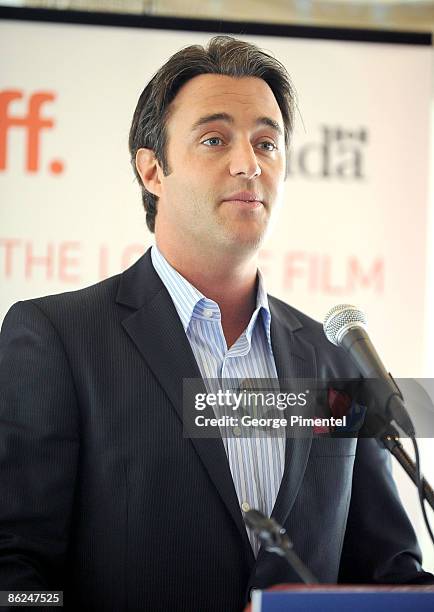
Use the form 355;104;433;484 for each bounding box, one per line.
0;36;432;612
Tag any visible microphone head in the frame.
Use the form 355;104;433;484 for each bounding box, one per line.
323;304;368;347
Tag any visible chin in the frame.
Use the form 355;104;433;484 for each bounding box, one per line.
226;231;266;253
216;218;269;252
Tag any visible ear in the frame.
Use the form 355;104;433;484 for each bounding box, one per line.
135;148;163;198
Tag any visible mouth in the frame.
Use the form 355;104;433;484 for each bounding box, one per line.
222;191;264;209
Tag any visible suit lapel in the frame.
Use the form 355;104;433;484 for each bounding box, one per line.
268;299;315;528
116;250;255;562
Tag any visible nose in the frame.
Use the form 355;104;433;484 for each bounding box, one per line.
229;141;261;179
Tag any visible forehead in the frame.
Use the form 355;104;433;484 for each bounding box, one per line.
168;74;283;128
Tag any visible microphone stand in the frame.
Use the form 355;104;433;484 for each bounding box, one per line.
380;432;434;510
359;395;434;511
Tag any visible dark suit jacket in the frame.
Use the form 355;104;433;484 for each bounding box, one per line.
0;249;432;611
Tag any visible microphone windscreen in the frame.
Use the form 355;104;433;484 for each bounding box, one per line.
323;304;367;346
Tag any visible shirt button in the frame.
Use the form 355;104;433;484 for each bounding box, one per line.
203;308;213;318
233;427;241;437
241;502;250;513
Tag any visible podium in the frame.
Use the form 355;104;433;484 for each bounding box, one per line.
245;584;434;611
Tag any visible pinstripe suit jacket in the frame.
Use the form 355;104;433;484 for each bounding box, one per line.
0;249;432;611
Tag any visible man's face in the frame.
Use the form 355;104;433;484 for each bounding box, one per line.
154;74;286;255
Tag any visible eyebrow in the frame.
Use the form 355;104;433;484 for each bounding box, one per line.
191;113;283;136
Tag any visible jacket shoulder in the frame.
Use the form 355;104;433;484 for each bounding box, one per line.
2;273;124;335
268;295;360;378
268;294;324;338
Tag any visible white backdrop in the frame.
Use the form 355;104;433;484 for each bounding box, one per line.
1;16;433;570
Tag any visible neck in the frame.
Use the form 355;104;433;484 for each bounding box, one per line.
155;241;260;348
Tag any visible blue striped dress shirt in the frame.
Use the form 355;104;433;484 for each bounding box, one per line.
151;245;285;555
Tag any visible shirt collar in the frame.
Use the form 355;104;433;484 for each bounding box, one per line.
151;244;272;348
151;245;204;332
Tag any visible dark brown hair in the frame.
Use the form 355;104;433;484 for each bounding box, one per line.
129;35;296;232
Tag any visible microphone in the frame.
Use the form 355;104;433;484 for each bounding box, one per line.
244;509;283;543
244;509;318;584
323;304;415;437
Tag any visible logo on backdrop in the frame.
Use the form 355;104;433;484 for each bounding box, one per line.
0;89;64;175
288;126;368;179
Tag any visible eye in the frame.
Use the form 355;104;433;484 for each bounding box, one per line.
257;141;277;151
202;136;224;146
